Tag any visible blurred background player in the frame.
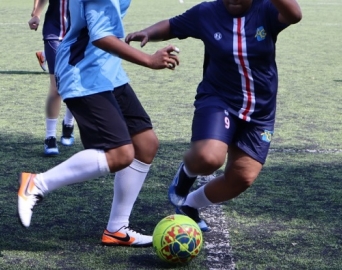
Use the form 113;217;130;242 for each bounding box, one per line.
126;0;302;231
18;0;179;247
29;0;75;156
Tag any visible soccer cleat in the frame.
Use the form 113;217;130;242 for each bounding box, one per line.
168;162;186;207
176;205;210;232
60;121;75;146
101;226;152;247
35;51;48;72
44;136;59;156
18;173;43;228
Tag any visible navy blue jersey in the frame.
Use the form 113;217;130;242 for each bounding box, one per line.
42;0;68;40
169;0;288;124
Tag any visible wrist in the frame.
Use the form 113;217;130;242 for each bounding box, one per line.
31;13;41;18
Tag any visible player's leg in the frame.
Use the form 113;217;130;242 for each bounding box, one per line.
196;145;263;204
102;84;158;247
18;91;134;228
170;139;228;204
204;123;273;203
169;101;233;231
173;139;228;232
181;123;273;231
47;40;75;147
168;101;233;207
60;107;75;146
44;73;61;155
43;40;75;155
43;40;61;155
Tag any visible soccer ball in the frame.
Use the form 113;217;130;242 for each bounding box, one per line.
152;214;203;264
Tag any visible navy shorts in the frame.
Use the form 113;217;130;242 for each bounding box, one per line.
44;40;61;74
64;84;152;150
192;94;274;164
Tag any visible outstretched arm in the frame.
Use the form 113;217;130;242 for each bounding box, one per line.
93;35;179;70
271;0;302;24
125;20;175;48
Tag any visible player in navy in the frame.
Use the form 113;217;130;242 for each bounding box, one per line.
126;0;302;231
18;0;179;247
29;0;75;155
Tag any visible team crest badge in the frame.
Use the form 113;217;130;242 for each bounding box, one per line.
255;26;267;41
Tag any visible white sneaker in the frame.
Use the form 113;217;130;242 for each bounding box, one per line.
101;226;152;247
18;173;43;227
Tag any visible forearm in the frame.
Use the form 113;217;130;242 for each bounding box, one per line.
93;36;152;68
141;20;174;41
270;0;302;24
32;0;48;17
33;0;39;10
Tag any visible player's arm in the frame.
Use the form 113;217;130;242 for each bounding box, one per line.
29;0;48;30
270;0;302;24
31;0;39;16
31;0;48;18
125;20;174;48
93;35;179;70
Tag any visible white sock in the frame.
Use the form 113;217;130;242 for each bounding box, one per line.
63;108;74;126
46;118;58;138
106;159;150;232
183;164;197;178
184;185;213;209
35;149;109;193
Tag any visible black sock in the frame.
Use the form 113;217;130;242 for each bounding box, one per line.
175;166;197;196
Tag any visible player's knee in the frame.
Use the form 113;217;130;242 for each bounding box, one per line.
144;134;159;157
188;151;225;173
133;131;159;164
106;144;135;172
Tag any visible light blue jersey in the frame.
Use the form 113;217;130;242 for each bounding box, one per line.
55;0;131;100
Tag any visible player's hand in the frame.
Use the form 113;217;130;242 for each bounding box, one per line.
148;45;180;70
28;16;40;31
125;31;149;48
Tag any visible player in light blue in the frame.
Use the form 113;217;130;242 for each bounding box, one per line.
126;0;302;232
18;0;180;247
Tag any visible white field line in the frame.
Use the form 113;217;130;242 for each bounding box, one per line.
0;23;26;25
269;148;342;153
195;146;342;268
197;175;236;270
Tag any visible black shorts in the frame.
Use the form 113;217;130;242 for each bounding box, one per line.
64;83;152;150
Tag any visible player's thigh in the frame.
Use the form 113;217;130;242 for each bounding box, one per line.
113;83;153;136
226;145;263;183
64;91;131;150
225;122;274;182
113;84;157;162
44;40;61;75
234;122;274;164
190;103;238;165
